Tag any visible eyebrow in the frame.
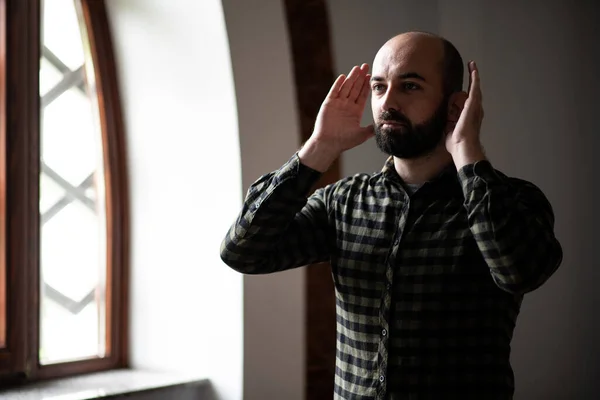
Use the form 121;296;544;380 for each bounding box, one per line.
370;72;427;83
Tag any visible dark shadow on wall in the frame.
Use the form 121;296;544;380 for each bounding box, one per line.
282;1;339;399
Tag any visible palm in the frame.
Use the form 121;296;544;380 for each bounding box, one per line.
312;64;374;153
316;99;365;148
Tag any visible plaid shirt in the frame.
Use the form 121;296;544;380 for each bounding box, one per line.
220;153;562;399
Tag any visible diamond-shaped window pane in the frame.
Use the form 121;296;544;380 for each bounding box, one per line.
41;200;102;302
41;87;99;187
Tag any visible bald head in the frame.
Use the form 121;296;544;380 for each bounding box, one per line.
373;31;464;96
380;31;444;59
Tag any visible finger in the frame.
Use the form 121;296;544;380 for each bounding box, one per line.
467;61;474;94
327;74;346;99
339;66;362;98
358;63;369;77
349;64;369;102
469;61;482;102
356;73;371;107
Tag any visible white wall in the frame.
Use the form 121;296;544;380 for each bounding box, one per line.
107;1;305;400
327;0;600;398
105;1;243;400
220;1;305;399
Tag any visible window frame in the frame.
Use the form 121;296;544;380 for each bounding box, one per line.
0;0;129;385
0;0;7;357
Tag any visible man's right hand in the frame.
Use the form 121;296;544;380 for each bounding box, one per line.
299;64;374;172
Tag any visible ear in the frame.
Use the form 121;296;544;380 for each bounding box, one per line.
447;91;468;123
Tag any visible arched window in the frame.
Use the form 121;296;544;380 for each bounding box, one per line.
0;0;128;383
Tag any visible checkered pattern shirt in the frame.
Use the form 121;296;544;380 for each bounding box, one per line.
220;153;562;399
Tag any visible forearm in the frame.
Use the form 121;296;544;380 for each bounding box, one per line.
458;160;563;294
451;141;487;170
298;137;342;173
220;153;330;274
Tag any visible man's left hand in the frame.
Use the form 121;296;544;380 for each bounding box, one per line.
446;61;487;169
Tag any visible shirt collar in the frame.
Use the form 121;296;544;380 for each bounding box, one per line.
381;156;458;187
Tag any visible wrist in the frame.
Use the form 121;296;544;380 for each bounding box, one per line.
451;141;486;170
298;137;341;173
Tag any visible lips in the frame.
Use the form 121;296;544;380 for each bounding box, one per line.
381;120;406;127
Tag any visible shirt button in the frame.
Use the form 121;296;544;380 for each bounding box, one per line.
379;375;385;383
386;283;391;290
381;329;387;336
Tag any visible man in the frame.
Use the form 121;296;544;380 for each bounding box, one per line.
220;32;562;399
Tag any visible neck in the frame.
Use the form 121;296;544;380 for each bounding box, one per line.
393;142;453;184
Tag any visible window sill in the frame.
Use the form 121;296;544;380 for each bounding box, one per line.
0;369;214;400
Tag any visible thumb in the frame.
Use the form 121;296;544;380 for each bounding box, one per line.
360;124;375;138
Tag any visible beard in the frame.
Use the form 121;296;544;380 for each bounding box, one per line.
374;99;449;159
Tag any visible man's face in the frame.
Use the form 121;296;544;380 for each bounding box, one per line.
370;36;448;159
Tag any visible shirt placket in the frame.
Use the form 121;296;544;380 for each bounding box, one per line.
376;190;410;400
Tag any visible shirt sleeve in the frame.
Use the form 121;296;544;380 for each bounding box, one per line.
458;160;563;294
220;153;333;274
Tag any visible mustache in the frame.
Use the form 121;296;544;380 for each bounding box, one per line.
379;109;410;125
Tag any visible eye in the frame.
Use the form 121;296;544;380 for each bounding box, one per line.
372;83;386;93
403;82;421;91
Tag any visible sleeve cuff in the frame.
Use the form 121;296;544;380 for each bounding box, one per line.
457;160;503;199
458;159;502;181
274;152;323;195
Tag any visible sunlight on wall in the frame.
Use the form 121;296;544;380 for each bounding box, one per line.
106;1;243;399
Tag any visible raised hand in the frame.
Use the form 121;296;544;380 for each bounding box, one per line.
299;64;374;172
446;61;487;169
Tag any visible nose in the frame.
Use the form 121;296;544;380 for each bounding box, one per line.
378;87;400;114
